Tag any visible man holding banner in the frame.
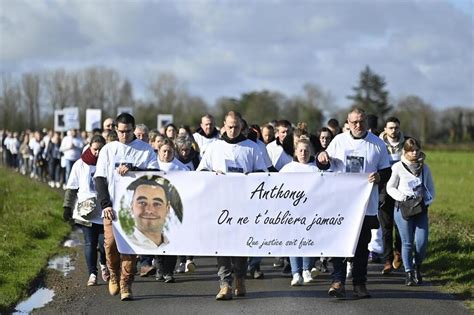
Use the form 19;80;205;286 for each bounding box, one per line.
95;113;159;301
197;111;267;301
317;107;391;299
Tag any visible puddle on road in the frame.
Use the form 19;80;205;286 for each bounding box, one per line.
13;287;55;314
13;230;81;313
48;255;75;276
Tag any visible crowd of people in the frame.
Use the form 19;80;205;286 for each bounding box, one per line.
0;108;435;302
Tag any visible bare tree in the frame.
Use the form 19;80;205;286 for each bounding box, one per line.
44;68;72;110
22;72;41;129
147;72;183;113
0;74;22;130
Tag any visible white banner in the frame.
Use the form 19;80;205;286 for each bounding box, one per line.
112;172;372;257
85;109;102;132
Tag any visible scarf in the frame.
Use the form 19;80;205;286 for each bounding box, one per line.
221;132;247;144
198;127;219;139
401;152;425;177
81;147;98;166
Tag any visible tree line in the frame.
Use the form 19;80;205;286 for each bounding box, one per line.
1;65;472;143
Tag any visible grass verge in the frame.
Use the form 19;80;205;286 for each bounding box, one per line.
425;151;473;309
0;167;70;313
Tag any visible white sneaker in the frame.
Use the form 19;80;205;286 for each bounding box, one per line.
302;270;314;283
55;182;61;188
176;262;185;273
48;181;54;188
87;273;97;286
310;267;320;279
185;260;196;273
291;273;303;286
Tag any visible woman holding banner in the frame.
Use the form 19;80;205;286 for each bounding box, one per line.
280;136;320;285
387;137;435;286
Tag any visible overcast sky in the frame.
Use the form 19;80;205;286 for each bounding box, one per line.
1;0;473;109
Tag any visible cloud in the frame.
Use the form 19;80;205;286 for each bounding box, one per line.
0;0;472;109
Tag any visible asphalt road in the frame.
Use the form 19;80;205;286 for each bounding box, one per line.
34;231;470;315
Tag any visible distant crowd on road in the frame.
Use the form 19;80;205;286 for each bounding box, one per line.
0;108;435;301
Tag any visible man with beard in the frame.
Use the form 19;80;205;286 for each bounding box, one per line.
317;108;391;299
197;111;266;301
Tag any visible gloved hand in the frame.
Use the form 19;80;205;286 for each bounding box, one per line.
63;207;73;222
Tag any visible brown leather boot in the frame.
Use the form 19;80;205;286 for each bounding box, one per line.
234;277;246;297
215;285;232;300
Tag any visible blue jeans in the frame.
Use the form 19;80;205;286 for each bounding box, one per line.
80;224;106;276
65;159;76;184
289;257;315;274
394;207;429;272
248;257;262;270
331;216;372;285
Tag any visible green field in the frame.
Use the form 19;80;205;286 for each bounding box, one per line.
424;151;473;308
0;168;70;312
0;150;472;311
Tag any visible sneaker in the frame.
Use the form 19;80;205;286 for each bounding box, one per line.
140;264;156;277
291;273;303;286
164;274;175;283
234;277;246;297
248;266;264;279
185;260;196;273
87;273;97;286
100;264;110;282
392;251;402;270
155;269;164;281
328;281;346;298
310;267;320;279
216;286;232;300
48;181;54;188
176;262;185;273
55;182;61;188
302;270;314;283
353;284;371;298
382;261;392;275
108;278;120;295
346;262;353;278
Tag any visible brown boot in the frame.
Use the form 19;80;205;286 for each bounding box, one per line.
120;283;133;301
392;251;402;270
108;276;120;296
234;277;246;297
215;285;232;300
381;260;392;275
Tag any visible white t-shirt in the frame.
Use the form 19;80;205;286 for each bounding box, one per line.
66;159;102;225
256;139;273;169
158;158;189;172
94;139;159;202
325;131;390;215
197;138;267;173
266;140;293;171
193;132;219;158
60;135;84;161
279;161;320;173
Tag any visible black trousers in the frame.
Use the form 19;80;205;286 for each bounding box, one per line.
378;196;402;262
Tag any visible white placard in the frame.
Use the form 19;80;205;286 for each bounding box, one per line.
85;109;102;132
157;114;173;130
54;107;80;131
112;172;372;257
